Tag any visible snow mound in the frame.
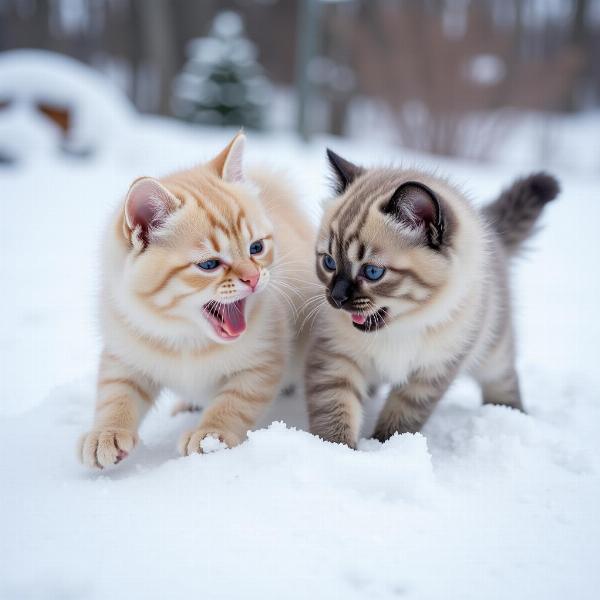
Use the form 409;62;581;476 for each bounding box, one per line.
0;49;134;161
0;383;598;599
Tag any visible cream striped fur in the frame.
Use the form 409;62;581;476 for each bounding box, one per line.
79;133;315;468
305;150;559;448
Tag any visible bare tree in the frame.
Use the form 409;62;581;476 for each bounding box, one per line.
348;1;582;158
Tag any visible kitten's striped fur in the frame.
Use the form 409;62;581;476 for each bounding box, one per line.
305;150;559;448
79;133;315;468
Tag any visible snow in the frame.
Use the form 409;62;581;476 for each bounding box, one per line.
1;106;600;598
0;50;135;160
466;54;506;86
200;434;229;454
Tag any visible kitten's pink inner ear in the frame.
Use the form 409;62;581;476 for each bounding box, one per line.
408;187;436;225
211;132;246;183
125;177;176;232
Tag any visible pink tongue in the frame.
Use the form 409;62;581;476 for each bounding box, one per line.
221;299;247;336
352;313;367;325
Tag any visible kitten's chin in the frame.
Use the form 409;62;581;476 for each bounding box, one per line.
202;298;248;342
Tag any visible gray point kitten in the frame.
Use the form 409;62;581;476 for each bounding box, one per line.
305;150;559;447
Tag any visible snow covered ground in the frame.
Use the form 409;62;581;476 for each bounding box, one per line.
1;115;599;600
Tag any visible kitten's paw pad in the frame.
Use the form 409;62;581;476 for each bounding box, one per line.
78;428;138;469
178;429;240;456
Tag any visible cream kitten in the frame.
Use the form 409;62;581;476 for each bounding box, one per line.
305;150;559;447
79;133;314;468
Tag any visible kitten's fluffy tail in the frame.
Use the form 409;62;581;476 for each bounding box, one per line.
484;172;560;254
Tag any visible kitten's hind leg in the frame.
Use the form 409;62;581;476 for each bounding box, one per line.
474;329;525;412
478;367;524;412
372;375;449;442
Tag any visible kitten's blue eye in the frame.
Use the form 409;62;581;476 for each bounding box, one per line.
323;254;336;271
363;264;385;281
250;240;264;255
197;259;220;271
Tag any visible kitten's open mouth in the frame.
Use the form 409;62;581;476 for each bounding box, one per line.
350;308;388;332
203;299;247;340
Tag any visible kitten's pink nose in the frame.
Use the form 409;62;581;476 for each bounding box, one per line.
239;269;260;291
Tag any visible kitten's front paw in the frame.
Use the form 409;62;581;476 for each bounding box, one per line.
78;428;138;469
178;428;241;456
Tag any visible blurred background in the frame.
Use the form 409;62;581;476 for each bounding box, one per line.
0;0;599;171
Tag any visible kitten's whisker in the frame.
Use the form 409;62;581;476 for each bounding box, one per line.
273;275;322;288
273;279;304;297
270;252;307;268
308;301;327;335
299;298;327;332
269;266;314;277
298;293;327;313
269;283;299;319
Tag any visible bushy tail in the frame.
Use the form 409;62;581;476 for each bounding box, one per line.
484;172;560;254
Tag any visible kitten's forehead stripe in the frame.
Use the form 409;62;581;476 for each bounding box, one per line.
178;175;261;260
209;233;220;252
201;200;232;235
214;229;231;256
340;174;389;227
180;175;271;254
346;238;360;261
328;171;441;273
235;210;244;236
335;179;394;255
177;181;232;235
333;175;371;230
358;243;365;261
199;176;237;221
245;220;254;242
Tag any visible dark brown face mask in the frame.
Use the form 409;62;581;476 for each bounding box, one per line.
328;274;355;310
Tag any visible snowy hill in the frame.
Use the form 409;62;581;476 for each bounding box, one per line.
1;116;599;600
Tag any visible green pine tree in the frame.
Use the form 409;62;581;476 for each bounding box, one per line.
172;11;270;129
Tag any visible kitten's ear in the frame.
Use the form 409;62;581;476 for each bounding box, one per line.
124;177;178;246
211;131;246;183
326;149;363;195
382;181;446;249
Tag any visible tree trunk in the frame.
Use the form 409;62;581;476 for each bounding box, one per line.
135;0;178;114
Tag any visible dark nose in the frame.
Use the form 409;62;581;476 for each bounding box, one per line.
330;277;352;308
